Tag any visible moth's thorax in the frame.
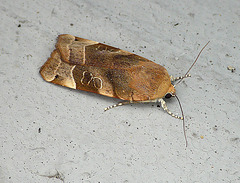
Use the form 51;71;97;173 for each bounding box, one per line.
166;84;176;96
153;70;173;99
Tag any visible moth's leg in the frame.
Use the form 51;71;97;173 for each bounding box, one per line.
104;101;137;111
104;97;163;111
170;74;191;82
158;98;183;120
105;99;183;120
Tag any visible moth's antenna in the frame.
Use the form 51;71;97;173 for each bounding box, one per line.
175;95;188;147
175;41;210;86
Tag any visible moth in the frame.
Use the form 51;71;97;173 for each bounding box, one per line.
40;34;209;146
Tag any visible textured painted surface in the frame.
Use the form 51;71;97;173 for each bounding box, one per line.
0;0;239;182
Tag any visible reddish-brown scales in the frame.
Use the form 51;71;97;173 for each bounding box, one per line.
40;34;174;101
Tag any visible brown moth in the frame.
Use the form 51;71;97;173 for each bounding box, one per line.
40;34;209;146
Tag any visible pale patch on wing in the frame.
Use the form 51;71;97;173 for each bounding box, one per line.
40;49;76;89
55;62;76;89
57;34;99;65
40;50;61;82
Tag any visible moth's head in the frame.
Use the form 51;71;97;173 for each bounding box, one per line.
164;84;176;99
